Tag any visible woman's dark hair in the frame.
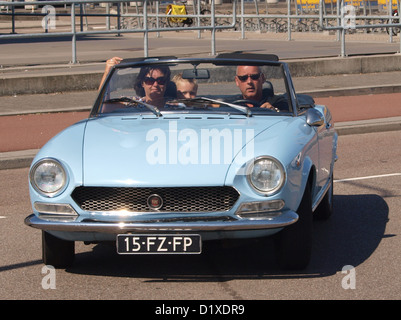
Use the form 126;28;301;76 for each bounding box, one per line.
133;65;171;96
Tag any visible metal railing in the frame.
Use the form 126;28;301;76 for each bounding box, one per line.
317;0;401;56
0;0;237;62
0;0;400;62
236;0;401;56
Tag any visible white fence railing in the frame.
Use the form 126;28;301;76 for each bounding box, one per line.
0;0;400;62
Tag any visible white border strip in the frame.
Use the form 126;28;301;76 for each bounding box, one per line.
335;173;401;183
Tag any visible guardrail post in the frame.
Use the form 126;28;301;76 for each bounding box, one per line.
156;0;160;38
387;0;393;43
143;0;148;57
397;0;400;45
106;2;110;30
287;0;291;41
240;0;245;39
336;0;340;41
339;0;345;57
254;0;261;32
340;27;346;57
71;3;77;64
196;0;201;39
320;0;347;57
79;2;83;31
211;0;216;55
117;2;121;36
11;0;15;34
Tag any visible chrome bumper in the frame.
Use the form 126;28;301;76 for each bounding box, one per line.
25;211;298;234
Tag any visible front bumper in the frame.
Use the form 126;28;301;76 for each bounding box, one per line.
24;211;298;234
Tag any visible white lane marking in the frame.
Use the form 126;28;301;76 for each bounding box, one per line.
335;173;401;183
0;216;6;219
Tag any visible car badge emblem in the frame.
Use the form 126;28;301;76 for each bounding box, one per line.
147;194;163;210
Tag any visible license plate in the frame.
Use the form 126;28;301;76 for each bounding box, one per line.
116;234;201;254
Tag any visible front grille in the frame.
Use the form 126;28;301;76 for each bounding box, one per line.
71;186;239;213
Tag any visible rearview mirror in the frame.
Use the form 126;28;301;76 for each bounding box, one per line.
182;69;210;79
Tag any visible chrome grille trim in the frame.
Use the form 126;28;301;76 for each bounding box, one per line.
83;216;237;224
71;186;240;213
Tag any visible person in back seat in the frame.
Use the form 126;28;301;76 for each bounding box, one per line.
172;73;198;99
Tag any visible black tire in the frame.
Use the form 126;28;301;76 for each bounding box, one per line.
275;182;313;270
386;22;400;36
42;231;75;268
314;174;334;220
386;13;400;36
167;18;186;28
200;9;211;25
183;18;193;26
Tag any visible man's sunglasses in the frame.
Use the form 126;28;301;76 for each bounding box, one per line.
236;73;261;82
143;76;167;86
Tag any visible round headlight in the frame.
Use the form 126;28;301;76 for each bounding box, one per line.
30;159;67;197
247;156;285;195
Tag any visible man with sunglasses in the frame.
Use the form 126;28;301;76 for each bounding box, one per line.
235;65;281;111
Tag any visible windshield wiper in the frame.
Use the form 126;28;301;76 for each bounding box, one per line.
104;97;162;117
187;97;252;117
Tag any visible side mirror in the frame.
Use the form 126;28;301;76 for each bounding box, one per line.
306;108;324;127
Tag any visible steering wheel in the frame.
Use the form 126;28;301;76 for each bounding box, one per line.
232;99;261;108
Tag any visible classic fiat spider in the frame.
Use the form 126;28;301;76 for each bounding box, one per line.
25;53;338;269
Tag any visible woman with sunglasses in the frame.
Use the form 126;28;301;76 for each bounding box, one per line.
133;65;173;108
99;57;175;109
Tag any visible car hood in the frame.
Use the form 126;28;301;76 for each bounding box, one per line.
82;115;286;187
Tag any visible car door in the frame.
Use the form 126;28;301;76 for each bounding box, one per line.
315;105;336;193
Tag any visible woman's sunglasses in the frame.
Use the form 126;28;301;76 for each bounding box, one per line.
236;73;261;82
143;76;167;86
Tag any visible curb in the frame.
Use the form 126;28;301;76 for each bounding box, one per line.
0;149;38;170
301;84;401;97
334;116;401;136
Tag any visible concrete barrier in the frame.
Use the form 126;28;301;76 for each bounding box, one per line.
287;54;401;77
1;54;401;96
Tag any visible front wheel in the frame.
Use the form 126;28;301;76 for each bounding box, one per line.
274;182;313;270
42;231;75;268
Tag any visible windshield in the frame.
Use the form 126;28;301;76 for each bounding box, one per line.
94;60;293;117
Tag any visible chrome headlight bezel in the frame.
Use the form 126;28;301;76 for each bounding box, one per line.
29;158;68;197
246;156;286;196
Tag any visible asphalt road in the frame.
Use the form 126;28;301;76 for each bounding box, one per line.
1;130;400;301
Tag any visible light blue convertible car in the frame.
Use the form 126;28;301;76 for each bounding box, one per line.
25;53;338;269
